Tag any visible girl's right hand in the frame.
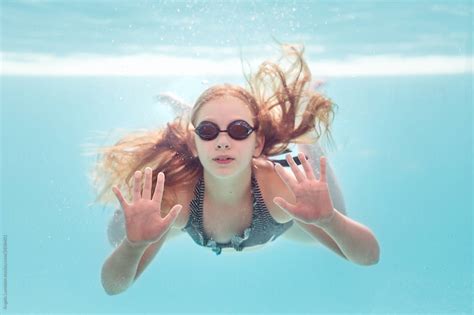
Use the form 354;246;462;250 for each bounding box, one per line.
112;167;182;247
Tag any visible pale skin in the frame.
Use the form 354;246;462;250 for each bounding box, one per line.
103;95;380;294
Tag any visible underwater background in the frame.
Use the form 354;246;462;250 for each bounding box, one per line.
1;1;472;314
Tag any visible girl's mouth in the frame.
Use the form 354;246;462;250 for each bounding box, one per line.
214;158;234;164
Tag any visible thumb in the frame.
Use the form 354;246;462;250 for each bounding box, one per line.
273;197;291;212
163;204;183;227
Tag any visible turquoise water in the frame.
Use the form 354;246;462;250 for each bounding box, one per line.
1;1;472;314
2;74;472;314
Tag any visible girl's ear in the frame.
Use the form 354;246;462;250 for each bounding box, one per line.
254;135;265;157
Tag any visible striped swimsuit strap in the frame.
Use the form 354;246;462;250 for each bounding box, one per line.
189;171;293;255
192;173;260;247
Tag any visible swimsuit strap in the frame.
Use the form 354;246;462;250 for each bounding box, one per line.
184;155;300;255
199;173;259;254
268;154;306;167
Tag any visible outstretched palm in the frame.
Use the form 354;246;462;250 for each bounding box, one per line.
273;153;335;227
112;168;182;247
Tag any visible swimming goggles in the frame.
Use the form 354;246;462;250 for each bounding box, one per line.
194;119;257;141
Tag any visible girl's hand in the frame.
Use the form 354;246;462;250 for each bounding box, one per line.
112;168;182;247
273;153;335;227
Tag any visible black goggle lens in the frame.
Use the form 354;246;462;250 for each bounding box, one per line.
197;124;218;140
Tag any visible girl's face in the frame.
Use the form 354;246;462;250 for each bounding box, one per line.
193;95;264;178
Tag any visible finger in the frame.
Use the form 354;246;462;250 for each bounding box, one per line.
320;156;327;182
142;167;153;200
162;204;183;227
133;171;142;202
273;197;297;214
299;152;316;181
152;172;165;203
286;153;305;182
274;162;297;191
112;186;130;210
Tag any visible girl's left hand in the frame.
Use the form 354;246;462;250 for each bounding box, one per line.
273;152;335;227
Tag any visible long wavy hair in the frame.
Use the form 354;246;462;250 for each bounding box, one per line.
88;44;337;214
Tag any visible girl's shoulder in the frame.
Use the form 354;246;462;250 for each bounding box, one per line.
167;158;295;230
168;180;197;230
253;158;295;223
158;174;198;231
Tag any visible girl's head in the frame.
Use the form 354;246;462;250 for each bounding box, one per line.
189;84;265;178
90;44;336;211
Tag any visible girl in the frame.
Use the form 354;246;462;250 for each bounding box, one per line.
94;45;380;295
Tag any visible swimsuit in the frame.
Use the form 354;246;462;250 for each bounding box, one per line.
181;156;303;255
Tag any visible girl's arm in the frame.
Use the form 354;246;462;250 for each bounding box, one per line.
101;238;150;295
295;143;379;265
101;229;171;295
